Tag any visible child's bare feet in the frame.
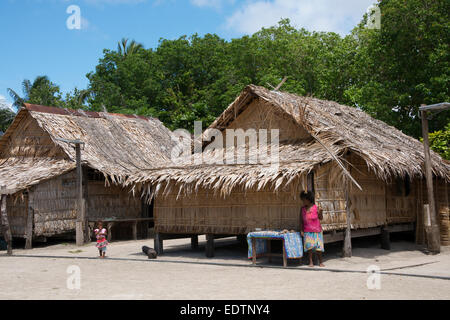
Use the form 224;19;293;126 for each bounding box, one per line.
308;263;314;267
319;263;325;267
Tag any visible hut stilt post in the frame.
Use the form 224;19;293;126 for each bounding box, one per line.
0;194;13;255
154;233;163;255
25;189;34;249
380;226;391;250
75;143;85;246
343;177;352;257
206;234;215;258
420;109;440;253
191;235;199;250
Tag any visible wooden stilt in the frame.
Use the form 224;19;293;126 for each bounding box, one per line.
191;235;198;250
132;221;138;240
154;232;163;255
251;238;256;265
343;179;352;257
25;190;34;250
0;194;12;255
206;234;214;258
282;239;287;268
380;226;391;250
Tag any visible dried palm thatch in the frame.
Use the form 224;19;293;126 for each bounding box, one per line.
0;104;177;195
126;85;450;198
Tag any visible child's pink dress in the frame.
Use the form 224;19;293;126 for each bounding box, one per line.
94;228;108;251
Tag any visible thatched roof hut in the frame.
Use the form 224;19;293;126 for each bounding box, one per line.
126;85;450;197
0;104;178;244
0;103;177;195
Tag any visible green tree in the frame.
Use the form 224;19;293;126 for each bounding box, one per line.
7;76;63;108
426;122;450;160
346;0;450;138
0;108;15;132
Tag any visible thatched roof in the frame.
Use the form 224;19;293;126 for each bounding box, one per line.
0;104;177;194
125;85;450;197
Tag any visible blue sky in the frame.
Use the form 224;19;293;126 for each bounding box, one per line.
0;0;376;111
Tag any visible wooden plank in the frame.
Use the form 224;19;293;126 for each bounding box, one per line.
389;223;414;233
0;194;12;255
25;190;34;249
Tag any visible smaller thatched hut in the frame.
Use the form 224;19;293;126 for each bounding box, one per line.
0;104;176;248
126;85;450;257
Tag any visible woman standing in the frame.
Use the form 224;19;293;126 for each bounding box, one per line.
300;191;325;267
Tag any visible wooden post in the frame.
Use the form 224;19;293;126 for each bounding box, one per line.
282;239;287;268
267;239;272;263
25;190;34;249
251;238;256;265
75;143;85;246
154;232;163;255
421;109;440;253
206;234;214;258
107;222;113;242
380;226;391;250
132;221;138;240
191;235;198;250
0;194;12;255
343;179;352;257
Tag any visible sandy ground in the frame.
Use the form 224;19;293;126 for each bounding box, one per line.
0;234;449;300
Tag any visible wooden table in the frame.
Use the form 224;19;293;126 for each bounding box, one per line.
88;218;154;241
251;237;288;268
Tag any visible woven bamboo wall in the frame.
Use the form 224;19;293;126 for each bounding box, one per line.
385;177;417;224
32;171;77;236
314;162;347;231
6;195;28;236
345;154;388;228
86;180;141;220
154;183;303;234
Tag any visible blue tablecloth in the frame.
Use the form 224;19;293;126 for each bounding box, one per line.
247;230;303;259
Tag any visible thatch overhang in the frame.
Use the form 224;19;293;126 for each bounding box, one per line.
0;104;177;195
126;85;450;198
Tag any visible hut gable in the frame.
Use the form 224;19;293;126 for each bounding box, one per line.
0;104;177;195
224;99;310;143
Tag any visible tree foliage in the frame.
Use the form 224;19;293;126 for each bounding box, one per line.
4;1;449;160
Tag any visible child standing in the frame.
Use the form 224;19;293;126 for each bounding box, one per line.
300;191;325;267
94;221;108;258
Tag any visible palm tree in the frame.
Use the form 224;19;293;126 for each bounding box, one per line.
7;76;62;108
117;38;144;57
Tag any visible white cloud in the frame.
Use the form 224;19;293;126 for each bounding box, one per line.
190;0;235;9
225;0;377;35
0;95;15;112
